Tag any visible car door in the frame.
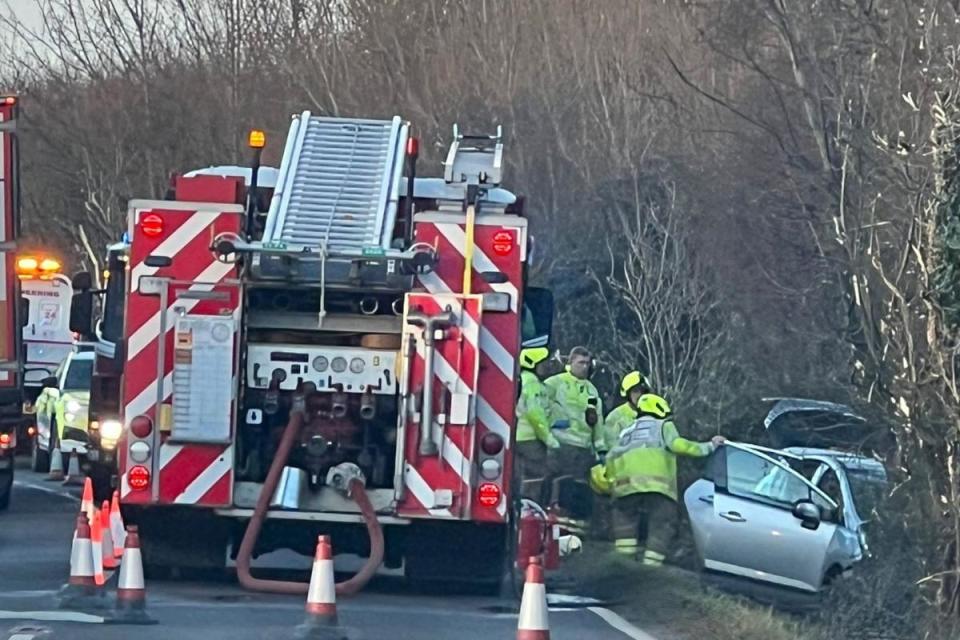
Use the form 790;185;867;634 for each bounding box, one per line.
35;358;67;446
700;444;840;592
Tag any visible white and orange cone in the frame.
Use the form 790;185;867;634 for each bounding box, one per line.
517;556;550;640
69;514;95;588
81;477;95;525
63;451;83;486
100;501;117;570
294;535;348;640
112;525;155;624
110;491;126;558
58;513;107;611
47;443;65;481
90;507;105;586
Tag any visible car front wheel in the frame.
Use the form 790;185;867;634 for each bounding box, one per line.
31;436;50;473
0;468;13;510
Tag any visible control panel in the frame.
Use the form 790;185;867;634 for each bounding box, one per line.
246;344;398;395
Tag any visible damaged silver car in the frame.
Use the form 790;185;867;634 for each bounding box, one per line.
684;399;888;594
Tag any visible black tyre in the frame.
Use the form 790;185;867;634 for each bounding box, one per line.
31;436;50;473
87;462;113;504
0;469;13;510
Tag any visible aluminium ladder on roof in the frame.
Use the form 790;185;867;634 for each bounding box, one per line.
262;113;409;252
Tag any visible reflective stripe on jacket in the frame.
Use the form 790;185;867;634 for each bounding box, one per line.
605;416;713;501
544;371;604;450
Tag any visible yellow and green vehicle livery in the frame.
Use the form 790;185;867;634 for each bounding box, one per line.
31;350;94;472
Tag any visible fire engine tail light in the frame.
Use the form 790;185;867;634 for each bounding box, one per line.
129;441;151;464
480;459;502;480
477;482;502;508
128;465;151;491
480;433;504;456
140;213;164;238
0;432;13;449
130;415;153;438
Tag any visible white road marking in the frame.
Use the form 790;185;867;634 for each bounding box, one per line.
0;611;103;623
12;481;80;503
589;606;660;640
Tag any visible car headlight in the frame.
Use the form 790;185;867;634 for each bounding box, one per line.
67;400;82;414
858;529;870;558
100;419;123;441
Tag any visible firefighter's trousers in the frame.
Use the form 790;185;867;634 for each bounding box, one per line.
546;445;595;534
612;492;676;566
516;440;549;504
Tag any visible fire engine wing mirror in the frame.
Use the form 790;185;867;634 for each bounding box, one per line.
521;287;554;348
69;272;95;336
71;271;93;291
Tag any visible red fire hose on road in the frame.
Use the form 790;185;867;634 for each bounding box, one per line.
235;407;385;596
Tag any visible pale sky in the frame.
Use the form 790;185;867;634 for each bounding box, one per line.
5;1;43;30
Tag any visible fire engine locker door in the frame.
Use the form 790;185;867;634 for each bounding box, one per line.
171;314;234;443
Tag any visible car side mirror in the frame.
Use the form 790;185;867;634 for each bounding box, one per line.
792;500;821;530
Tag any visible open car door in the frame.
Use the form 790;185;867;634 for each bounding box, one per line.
700;444;841;592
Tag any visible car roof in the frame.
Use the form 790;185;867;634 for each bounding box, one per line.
69;351;95;362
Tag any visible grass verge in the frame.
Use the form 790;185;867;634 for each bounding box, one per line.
562;544;816;640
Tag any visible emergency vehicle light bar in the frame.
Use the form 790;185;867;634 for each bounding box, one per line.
16;256;62;278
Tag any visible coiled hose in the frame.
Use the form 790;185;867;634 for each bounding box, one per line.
235;408;385;596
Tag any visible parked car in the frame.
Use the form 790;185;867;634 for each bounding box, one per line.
31;349;94;472
684;399;889;594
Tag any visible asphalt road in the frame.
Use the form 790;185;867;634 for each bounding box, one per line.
0;461;654;640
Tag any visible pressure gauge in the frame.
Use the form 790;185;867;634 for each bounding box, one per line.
313;356;329;373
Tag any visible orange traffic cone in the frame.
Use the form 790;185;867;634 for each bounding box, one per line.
81;477;95;525
517;556;550;640
58;513;107;611
110;491;126;558
294;535;349;640
111;525;155;625
100;501;117;570
90;507;105;586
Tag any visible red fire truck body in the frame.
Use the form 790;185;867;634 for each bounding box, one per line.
0;96;23;507
90;115;553;584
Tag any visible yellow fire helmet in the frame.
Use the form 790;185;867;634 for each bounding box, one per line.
519;347;550;371
636;394;672;419
589;464;612;495
619;370;650;398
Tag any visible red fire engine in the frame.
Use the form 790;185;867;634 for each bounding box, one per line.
75;114;556;590
0;95;23;509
